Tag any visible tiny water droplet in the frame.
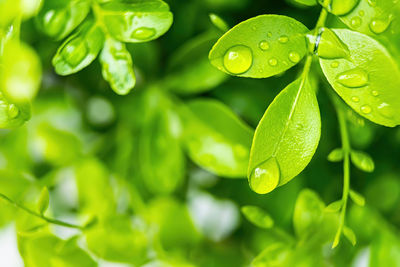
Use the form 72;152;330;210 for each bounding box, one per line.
267;32;272;37
259;40;270;51
336;68;369;88
331;61;339;68
268;58;278;66
8;104;19;118
249;157;280;194
131;27;156;40
351;17;362;28
360;105;372;114
377;102;394;118
371;90;379;96
369;18;391;34
359;10;365;17
252;26;257;31
351;96;360;102
223;45;253;74
288;51;300;63
278;36;289;44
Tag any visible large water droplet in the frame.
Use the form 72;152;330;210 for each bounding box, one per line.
278;36;289;44
350;17;362;28
131;27;156;40
288;51;300;63
361;105;372;114
369;18;391;34
268;58;278;66
8;104;19;118
336;68;369;88
249;157;280;194
223;45;253;74
351;96;360;102
377;102;394;118
259;40;270;51
316;28;350;59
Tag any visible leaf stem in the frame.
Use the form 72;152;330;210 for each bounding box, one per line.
0;192;84;230
331;96;351;248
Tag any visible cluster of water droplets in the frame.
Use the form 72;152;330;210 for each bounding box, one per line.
222;32;302;74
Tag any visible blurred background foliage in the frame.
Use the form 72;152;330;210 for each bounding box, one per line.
0;0;400;266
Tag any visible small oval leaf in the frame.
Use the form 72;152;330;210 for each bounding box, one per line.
343;225;357;246
241;205;274;229
324;200;342;213
350;150;375;172
248;78;321;193
349;189;365;206
327;148;344;162
209;15;309;78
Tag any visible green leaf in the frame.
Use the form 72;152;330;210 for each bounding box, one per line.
293;189;325;237
97;0;173;43
52;21;105;75
241;205;274;229
179;98;253;178
35;0;91;40
343;225;357;246
324;200;342;213
0;99;30;129
248;78;320;194
291;0;318;7
337;0;400;58
319;29;400;127
0;40;41;103
85;215;148;264
350;150;375;172
37;187;50;215
327;148;344;162
138;89;185;194
209;13;229;32
209;15;309;78
100;37;136;95
251;243;292;267
349;189;365;206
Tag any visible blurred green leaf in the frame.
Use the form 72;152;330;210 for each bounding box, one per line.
241;205;274;229
350;150;375;172
37;187;50;215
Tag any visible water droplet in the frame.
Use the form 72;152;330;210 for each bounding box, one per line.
317;28;350;59
369;18;391;34
359;10;365;17
336;68;369;88
278;36;289;44
371;90;379;96
331;61;339;68
252;26;257;31
351;96;360;102
360;105;372;114
259;40;270;51
377;102;394;118
267;32;272;37
268;58;278;66
249;157;280;194
288;51;300;63
8;104;19;118
131;27;156;40
350;17;362;28
223;45;253;74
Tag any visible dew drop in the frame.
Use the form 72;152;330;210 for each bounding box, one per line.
369;18;391;34
8;104;19;118
371;90;379;96
331;61;339;68
268;58;278;66
351;96;360;102
259;40;270;51
351;17;362;28
377;102;394;118
278;35;289;44
249;157;280;194
131;27;156;40
361;105;372;114
359;10;365;17
367;0;377;7
336;68;369;88
267;32;272;37
288;51;300;63
223;45;253;74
